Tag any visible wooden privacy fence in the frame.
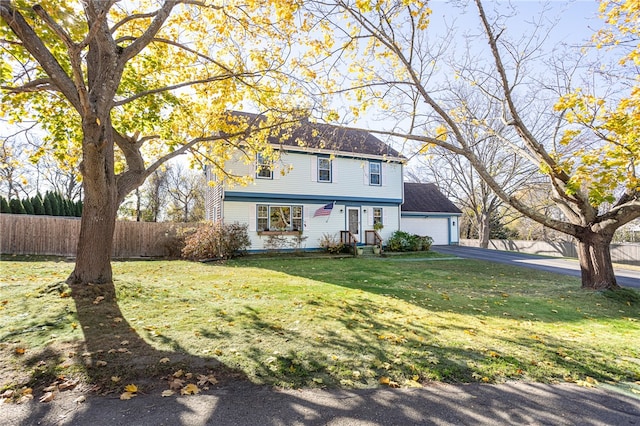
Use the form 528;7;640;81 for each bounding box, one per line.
460;239;640;266
0;214;201;258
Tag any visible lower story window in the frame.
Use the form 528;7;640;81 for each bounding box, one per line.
373;207;382;226
257;204;303;231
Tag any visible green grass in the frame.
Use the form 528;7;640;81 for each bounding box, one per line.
1;254;639;394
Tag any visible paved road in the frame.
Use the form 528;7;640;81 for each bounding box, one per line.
5;382;640;425
431;245;640;288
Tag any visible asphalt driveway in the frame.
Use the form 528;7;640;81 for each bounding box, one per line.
431;245;640;288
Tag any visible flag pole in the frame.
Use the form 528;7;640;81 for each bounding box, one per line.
325;201;336;223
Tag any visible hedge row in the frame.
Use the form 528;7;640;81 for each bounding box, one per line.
0;192;82;217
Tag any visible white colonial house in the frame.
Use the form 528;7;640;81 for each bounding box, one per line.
205;115;458;252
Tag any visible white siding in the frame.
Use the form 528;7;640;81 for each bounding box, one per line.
223;201;400;250
222;150;403;202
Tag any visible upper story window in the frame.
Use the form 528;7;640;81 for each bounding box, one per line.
318;157;332;182
256;153;273;179
369;161;381;186
257;204;303;232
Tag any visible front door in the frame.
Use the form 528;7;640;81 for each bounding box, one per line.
347;208;360;241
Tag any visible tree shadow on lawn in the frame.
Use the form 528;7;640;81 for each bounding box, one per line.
9;294;640;426
7;259;640;426
219;258;640;384
10;279;247;425
238;257;640;323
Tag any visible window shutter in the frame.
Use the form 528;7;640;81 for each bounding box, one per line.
331;160;337;183
248;205;256;232
304;205;310;228
311;156;317;181
381;163;387;186
363;162;369;185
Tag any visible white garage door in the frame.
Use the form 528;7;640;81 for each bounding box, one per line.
400;217;449;245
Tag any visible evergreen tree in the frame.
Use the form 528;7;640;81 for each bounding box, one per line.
46;192;60;216
31;195;45;215
54;193;64;216
0;197;10;213
9;198;26;214
65;199;74;216
43;192;53;216
22;197;34;215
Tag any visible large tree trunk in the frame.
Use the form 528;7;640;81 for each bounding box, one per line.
67;119;117;285
575;230;619;290
478;212;490;249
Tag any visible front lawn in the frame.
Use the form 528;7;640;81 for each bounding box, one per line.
1;254;638;395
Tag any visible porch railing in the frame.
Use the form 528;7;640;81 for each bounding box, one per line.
340;230;358;256
365;230;383;248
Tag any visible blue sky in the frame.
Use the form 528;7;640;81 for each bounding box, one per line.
430;0;603;48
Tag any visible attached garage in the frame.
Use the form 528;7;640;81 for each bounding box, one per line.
400;183;462;245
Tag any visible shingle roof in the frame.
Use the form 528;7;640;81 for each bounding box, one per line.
402;182;462;214
232;111;404;160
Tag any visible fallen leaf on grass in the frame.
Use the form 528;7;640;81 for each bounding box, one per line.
161;390;175;397
576;377;598;388
15;347;26;355
16;388;33;404
95;360;107;367
93;296;104;305
18;394;34;404
197;374;217;387
168;378;184;391
111;376;121;383
180;384;200;395
404;379;422;388
74;395;86;403
39;392;55;403
159;357;170;364
120;392;135;400
124;384;138;393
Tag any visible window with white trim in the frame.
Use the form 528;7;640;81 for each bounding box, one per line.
318;157;331;182
256;153;273;179
257;204;303;231
373;208;382;226
369;161;381;185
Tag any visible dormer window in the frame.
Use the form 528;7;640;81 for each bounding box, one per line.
256;153;273;179
369;161;381;186
318;156;332;182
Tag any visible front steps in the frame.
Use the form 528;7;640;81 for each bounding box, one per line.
356;245;382;257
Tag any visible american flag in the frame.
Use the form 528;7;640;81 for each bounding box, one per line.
314;202;334;217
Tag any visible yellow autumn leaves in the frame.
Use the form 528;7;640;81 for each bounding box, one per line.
119;360;218;400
